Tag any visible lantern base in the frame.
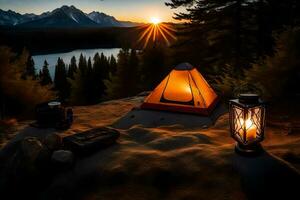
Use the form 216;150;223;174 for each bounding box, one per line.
235;143;264;156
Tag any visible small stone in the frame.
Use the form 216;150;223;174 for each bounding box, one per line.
51;150;74;170
21;137;43;162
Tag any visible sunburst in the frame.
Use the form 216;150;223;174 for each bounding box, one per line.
150;17;161;25
137;19;177;49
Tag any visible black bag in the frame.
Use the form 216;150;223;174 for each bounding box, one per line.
34;101;73;129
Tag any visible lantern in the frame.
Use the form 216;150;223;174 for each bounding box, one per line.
229;94;266;155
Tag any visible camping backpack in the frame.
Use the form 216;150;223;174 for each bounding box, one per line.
35;101;73;129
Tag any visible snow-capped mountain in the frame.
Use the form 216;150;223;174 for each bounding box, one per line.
0;5;142;28
87;11;121;27
18;5;97;28
0;9;32;25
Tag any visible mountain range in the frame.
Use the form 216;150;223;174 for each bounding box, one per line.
0;5;143;28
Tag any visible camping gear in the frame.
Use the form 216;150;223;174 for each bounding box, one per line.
34;101;73;129
229;94;266;156
141;63;218;115
48;101;61;108
63;127;120;155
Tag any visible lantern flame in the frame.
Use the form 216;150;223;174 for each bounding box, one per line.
238;117;254;129
238;117;257;141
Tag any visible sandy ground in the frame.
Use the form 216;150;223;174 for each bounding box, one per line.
1;96;300;200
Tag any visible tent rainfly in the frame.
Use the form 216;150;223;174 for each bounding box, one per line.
141;63;219;115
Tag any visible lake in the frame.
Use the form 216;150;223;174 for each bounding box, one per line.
33;48;121;78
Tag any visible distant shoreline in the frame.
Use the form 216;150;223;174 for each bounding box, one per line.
0;26;141;54
31;45;121;56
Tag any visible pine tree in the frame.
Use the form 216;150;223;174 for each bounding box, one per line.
85;57;95;103
69;69;85;105
21;54;36;80
92;52;106;101
140;45;168;90
105;49;140;99
87;57;92;73
40;60;52;86
166;0;300;74
54;57;69;100
78;53;88;76
128;49;140;94
68;56;77;79
100;53;109;79
109;55;117;75
38;69;42;80
69;54;89;104
26;55;36;79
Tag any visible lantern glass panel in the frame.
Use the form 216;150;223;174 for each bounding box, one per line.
231;104;265;145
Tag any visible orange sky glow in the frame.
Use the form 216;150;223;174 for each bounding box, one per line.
0;0;186;23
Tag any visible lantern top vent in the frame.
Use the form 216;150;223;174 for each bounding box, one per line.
238;93;259;104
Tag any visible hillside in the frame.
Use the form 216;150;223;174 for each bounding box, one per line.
0;95;300;199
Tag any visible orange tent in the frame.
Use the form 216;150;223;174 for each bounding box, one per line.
141;63;218;115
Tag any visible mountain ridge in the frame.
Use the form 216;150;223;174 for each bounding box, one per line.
0;5;143;28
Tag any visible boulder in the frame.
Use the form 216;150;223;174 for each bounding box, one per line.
21;137;43;162
51;150;74;170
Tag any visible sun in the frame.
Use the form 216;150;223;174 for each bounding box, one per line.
137;16;176;48
150;17;161;25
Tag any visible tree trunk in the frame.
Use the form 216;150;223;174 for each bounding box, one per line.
256;0;264;59
234;0;242;75
0;93;5;120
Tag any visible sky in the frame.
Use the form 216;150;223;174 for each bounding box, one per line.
0;0;184;23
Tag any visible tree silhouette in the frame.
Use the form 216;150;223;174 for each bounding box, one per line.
70;54;89;104
54;57;69;100
40;60;52;86
105;49;140;99
140;46;168;90
93;52;106;101
166;0;300;74
68;56;77;79
109;55;117;75
85;57;95;103
100;53;109;80
25;55;36;79
78;53;87;76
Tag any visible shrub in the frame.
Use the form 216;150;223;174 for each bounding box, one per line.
214;27;300;100
0;46;55;117
244;28;300;99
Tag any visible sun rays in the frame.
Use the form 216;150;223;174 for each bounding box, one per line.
137;21;177;49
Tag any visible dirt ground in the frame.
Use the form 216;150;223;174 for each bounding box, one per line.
1;96;300;200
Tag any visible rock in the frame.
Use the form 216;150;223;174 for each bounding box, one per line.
51;150;74;170
44;133;62;151
4;137;44;185
21;137;43;162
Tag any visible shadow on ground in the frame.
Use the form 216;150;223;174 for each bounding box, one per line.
233;151;300;200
